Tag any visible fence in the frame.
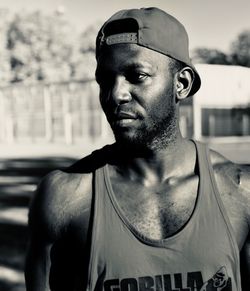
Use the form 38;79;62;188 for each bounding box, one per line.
0;80;113;144
4;80;238;146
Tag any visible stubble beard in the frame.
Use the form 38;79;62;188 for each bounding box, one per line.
113;111;178;153
112;95;179;153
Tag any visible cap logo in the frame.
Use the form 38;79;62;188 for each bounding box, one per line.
106;33;138;45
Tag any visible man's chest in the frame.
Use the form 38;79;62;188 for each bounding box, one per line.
110;174;199;240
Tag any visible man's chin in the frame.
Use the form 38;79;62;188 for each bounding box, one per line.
113;127;177;153
114;134;137;147
114;132;152;153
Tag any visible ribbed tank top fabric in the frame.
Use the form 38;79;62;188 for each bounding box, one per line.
87;140;241;291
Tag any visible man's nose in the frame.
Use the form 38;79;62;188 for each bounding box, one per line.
110;76;132;105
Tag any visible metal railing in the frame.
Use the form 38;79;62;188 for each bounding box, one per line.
0;80;112;144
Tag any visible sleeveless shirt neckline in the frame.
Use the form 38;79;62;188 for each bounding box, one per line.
103;139;204;247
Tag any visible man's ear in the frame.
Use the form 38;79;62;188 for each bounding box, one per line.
175;67;194;100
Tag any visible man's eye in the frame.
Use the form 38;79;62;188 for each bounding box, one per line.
127;72;148;83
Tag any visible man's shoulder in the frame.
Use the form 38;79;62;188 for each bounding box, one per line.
209;148;250;191
39;142;115;216
65;143;115;174
29;144;115;241
209;148;250;222
29;169;93;242
39;168;92;208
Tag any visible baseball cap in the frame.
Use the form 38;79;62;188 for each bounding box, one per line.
96;7;201;96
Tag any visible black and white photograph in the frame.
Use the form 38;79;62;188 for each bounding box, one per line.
0;0;249;290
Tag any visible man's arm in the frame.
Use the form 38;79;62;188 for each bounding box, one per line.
25;235;52;291
240;234;250;289
238;164;250;290
25;170;64;291
25;170;93;291
211;151;250;290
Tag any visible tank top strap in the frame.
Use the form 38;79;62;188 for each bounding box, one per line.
192;139;240;253
192;139;228;210
86;168;108;291
191;139;211;178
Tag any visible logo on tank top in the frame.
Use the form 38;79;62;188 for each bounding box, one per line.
200;267;231;291
103;266;232;291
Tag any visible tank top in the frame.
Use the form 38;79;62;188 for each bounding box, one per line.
87;141;242;291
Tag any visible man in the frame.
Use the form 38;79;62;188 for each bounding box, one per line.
25;7;250;291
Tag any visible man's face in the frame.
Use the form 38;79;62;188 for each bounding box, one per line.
96;44;178;150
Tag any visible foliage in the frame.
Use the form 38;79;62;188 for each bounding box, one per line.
0;9;12;85
7;11;76;83
192;30;250;67
230;30;250;67
0;9;249;86
71;22;102;80
192;48;231;65
79;22;102;54
0;9;98;85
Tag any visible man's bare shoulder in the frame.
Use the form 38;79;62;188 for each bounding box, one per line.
29;143;115;243
40;169;92;210
39;169;93;222
210;149;250;194
210;149;250;228
29;169;93;242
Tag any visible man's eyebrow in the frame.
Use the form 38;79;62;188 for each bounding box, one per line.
122;62;153;70
96;62;153;75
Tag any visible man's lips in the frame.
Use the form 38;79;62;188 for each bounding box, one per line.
109;111;139;127
115;111;137;120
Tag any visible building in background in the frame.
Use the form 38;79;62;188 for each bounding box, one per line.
192;64;250;141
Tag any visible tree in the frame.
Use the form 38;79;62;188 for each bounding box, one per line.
230;30;250;67
192;30;250;68
7;10;76;83
191;48;231;65
0;8;12;85
70;22;102;81
79;22;102;54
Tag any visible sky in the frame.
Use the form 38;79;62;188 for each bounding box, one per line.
0;0;249;52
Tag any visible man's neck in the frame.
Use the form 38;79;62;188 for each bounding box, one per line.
111;137;197;187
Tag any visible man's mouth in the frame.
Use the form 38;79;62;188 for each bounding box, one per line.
115;111;137;120
111;111;139;127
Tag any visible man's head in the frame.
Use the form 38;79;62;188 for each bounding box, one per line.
95;7;201;150
96;7;201;97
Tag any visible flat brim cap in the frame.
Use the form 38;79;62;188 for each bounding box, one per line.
96;7;201;96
